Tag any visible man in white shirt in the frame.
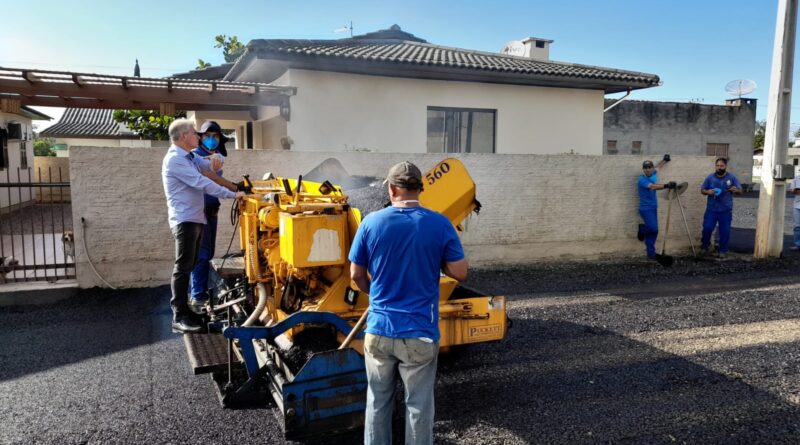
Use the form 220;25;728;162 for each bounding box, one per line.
161;118;244;333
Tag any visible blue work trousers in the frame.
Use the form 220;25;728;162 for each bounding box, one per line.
794;208;800;247
639;208;659;258
364;333;438;445
190;212;217;301
701;209;732;253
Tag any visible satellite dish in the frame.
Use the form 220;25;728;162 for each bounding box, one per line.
725;79;757;98
501;40;526;57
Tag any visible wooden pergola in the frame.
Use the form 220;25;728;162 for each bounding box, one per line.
0;67;296;118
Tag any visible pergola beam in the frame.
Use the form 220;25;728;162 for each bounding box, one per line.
0;78;287;107
0;66;296;112
0;93;259;112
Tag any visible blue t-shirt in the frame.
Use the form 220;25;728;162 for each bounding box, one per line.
638;172;658;210
348;206;465;341
191;147;224;209
701;172;741;212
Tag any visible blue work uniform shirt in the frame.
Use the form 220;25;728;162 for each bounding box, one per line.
191;146;225;208
161;145;235;228
701;172;741;212
348;206;465;341
638;172;658;210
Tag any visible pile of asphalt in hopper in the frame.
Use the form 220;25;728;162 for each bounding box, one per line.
303;158;389;217
280;327;341;374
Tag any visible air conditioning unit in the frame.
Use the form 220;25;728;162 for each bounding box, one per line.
7;122;22;140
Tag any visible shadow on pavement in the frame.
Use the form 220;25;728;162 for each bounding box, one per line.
0;286;174;382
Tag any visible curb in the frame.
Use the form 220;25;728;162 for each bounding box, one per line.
0;280;79;306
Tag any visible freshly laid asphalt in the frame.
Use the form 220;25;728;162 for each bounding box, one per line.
5;194;800;444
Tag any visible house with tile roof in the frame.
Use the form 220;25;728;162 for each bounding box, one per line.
40;108;167;157
176;24;660;154
0;105;50;209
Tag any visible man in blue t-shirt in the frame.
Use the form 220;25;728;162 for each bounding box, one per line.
637;156;674;259
349;161;467;445
700;157;742;258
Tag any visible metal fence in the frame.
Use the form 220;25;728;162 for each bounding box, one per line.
0;165;73;283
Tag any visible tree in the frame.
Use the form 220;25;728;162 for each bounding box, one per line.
34;138;56;157
215;35;246;63
753;120;765;150
196;34;246;69
115;35;241;137
112;110;187;141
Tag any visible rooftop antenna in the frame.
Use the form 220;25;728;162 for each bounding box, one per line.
724;79;757;98
334;21;353;37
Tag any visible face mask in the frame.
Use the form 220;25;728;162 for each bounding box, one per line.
202;136;219;150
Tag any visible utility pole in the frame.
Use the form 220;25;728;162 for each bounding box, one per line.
755;0;798;258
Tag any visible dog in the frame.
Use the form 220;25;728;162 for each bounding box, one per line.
0;256;19;280
62;230;75;262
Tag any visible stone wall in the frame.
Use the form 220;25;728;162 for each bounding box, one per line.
69;147;713;288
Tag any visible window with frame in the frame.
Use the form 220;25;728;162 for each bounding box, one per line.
20;141;28;169
631;141;642;155
426;107;496;153
606;140;618;155
706;143;729;158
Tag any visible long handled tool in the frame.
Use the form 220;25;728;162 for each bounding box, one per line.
674;185;697;257
339;308;369;350
656;189;675;267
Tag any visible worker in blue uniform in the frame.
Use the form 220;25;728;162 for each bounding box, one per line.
637;155;674;259
189;121;232;312
349;161;467;445
700;157;741;259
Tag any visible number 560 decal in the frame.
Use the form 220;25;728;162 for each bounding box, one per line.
426;161;451;185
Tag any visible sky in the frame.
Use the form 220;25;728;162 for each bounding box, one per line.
0;0;786;131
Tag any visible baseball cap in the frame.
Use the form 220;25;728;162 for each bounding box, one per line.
197;121;229;143
386;161;423;190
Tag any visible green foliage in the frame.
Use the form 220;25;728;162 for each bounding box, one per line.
196;59;212;70
753;120;765;150
33;138;56;157
112;110;187;141
214;35;246;63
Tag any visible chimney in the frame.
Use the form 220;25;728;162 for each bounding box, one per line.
521;37;553;61
134;59;141;77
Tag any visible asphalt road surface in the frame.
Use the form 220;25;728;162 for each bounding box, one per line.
4;252;800;444
4;193;800;444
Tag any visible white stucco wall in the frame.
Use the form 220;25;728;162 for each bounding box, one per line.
0;112;34;209
51;138;169;155
282;70;604;155
69;147;710;288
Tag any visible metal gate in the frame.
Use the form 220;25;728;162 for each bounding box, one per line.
0;165;73;283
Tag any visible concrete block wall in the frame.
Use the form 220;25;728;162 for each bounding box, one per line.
70;147;713;288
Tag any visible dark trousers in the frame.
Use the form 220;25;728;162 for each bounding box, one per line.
170;222;203;320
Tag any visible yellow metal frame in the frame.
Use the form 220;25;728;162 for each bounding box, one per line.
236;159;506;352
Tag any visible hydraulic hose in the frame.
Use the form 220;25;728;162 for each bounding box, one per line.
80;217;117;289
243;282;268;326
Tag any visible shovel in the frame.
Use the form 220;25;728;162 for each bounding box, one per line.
673;183;697;257
656;188;674;267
